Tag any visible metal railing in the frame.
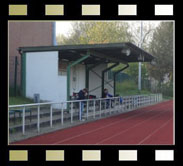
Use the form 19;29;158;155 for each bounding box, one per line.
9;93;162;135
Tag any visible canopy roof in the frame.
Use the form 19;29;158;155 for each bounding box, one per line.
19;42;154;64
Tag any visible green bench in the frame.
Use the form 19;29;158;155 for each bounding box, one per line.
9;109;32;124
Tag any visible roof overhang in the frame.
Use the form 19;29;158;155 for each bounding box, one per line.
18;42;154;64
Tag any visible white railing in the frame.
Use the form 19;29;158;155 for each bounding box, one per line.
9;93;162;135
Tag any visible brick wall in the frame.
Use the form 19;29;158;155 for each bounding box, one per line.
9;22;53;87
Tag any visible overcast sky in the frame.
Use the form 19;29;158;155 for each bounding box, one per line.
56;21;73;36
56;21;162;37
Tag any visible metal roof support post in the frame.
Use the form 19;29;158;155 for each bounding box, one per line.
20;52;26;97
67;53;90;101
113;64;129;96
101;63;119;97
85;65;89;89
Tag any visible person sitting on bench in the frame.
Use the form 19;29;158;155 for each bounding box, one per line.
102;88;113;109
78;88;88;100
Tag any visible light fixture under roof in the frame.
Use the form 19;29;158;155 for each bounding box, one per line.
138;53;144;62
121;48;131;56
150;59;156;65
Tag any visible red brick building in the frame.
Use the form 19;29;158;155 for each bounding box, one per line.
9;22;54;91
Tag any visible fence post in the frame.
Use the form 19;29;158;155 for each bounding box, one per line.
113;98;115;112
71;102;73;123
105;100;107;115
155;94;156;103
100;99;102;117
125;97;127;111
79;101;84;121
37;105;40;132
118;97;120;111
50;104;53;128
61;103;64;125
149;95;151;104
87;101;89;120
145;95;147;105
22;106;25;135
93;100;95;118
109;99;112;114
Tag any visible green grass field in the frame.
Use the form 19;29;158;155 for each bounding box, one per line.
9;96;34;105
116;80;152;96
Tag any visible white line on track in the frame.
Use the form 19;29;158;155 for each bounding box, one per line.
138;118;173;145
96;106;171;144
53;102;171;144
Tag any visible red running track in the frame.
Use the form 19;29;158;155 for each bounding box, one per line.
13;100;173;145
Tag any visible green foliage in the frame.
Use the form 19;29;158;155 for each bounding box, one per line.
125;63;149;83
56;22;134;45
119;79;137;91
147;22;173;83
113;63;149;87
56;21;173;98
116;80;151;96
146;22;173;98
161;81;173;97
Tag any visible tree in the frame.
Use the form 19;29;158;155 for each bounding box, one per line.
128;21;157;49
56;21;172;93
112;22;157;88
56;21;134;45
147;22;173;85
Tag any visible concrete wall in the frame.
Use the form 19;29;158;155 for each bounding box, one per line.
70;64;114;98
26;51;67;103
9;22;53;87
25;51;114;103
70;65;86;95
89;64;114;98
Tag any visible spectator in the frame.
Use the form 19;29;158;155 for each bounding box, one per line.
77;88;88;121
78;88;88;100
102;88;113;109
102;88;113;98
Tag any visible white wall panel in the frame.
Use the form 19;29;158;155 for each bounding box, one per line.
26;51;67;103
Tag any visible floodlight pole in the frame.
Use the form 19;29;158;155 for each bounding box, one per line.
138;21;143;91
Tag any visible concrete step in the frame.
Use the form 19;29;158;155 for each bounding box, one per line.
9;104;128;134
9;109;98;134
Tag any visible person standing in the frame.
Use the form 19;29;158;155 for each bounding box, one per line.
77;88;88;120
